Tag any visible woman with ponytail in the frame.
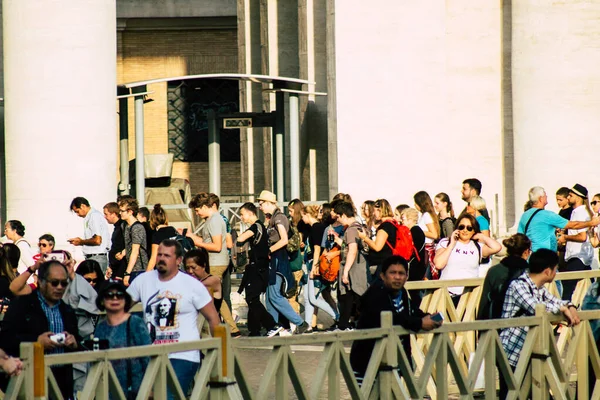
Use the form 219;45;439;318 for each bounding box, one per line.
477;233;531;320
146;204;179;271
434;193;455;239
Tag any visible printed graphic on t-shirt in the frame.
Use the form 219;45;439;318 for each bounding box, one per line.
454;247;477;257
144;290;181;344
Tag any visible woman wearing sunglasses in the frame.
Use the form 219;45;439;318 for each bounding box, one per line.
589;194;600;251
75;259;105;292
94;280;151;399
434;213;501;305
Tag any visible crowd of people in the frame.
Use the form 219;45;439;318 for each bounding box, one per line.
0;178;600;398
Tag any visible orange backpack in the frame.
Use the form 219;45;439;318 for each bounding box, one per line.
318;247;341;283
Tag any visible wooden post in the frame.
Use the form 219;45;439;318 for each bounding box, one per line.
532;304;549;400
378;311;395;400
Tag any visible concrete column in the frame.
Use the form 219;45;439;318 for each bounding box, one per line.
134;93;145;202
3;0;117;245
207;109;221;196
512;0;600;217
289;93;300;199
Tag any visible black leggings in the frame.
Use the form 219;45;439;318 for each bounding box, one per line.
338;291;360;330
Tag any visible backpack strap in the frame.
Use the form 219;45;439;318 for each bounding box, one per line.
524;209;543;235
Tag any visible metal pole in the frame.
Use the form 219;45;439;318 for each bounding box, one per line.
274;91;285;202
289;93;300;200
207;109;221;196
134;93;145;202
118;97;129;195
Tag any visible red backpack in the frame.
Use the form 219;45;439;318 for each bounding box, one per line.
385;220;420;261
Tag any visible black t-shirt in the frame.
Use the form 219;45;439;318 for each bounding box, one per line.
368;221;397;266
152;226;179;245
559;207;574;221
308;222;327;260
408;226;426;281
297;220;311;242
248;221;269;262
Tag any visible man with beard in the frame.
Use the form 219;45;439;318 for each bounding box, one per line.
461;178;490;223
127;239;220;399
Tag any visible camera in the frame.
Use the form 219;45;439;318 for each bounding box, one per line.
44;251;66;264
50;333;66;344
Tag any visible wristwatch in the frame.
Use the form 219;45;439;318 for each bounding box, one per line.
124;272;131;277
566;303;577;309
26;267;36;275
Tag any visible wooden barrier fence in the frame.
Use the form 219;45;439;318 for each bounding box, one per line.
2;270;600;399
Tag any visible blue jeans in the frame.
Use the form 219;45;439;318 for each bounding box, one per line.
303;279;338;325
168;359;199;400
266;274;303;326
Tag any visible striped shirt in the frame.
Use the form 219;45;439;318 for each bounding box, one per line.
37;291;65;354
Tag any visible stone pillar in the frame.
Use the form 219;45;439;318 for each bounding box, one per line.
512;0;600;217
3;0;117;246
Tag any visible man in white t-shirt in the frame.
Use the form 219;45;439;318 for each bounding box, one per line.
127;239;220;399
558;184;594;301
68;197;111;273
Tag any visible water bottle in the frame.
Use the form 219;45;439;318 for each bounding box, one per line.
93;337;100;352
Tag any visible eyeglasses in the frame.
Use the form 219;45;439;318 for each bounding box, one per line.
38;243;49;248
47;279;69;288
592;201;599;206
457;224;474;232
84;277;98;284
103;291;125;300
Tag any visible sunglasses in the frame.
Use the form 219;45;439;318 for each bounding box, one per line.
103;291;125;300
457;224;474;232
47;279;69;288
592;201;599;206
38;243;50;248
84;277;98;284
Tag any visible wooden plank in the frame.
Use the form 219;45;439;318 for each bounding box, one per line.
153;355;168;400
309;342;335;399
435;334;449;399
256;346;284;400
233;351;255;400
395;335;419;398
419;333;443;395
3;371;25;400
79;361;103;400
543;362;568;400
189;349;217;400
445;333;470;395
360;338;386;398
338;342;365;400
286;346;309;400
483;332;497;400
576;323;589;400
467;331;491;392
326;343;340;400
137;356;161;400
276;347;288;400
166;358;187;400
45;366;64;400
493;332;518;395
106;362;127;400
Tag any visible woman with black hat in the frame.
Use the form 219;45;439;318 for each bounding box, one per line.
94;280;151;398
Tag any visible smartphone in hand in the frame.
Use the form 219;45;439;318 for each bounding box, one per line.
431;312;444;323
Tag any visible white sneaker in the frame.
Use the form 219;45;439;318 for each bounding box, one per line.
267;326;284;338
278;329;293;337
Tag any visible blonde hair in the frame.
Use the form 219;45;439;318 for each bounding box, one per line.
302;204;320;219
400;208;419;225
469;195;486;212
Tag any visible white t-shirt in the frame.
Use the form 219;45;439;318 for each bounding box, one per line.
565;205;590;264
15;239;35;283
127;270;212;362
83;208;111;255
418;212;435;244
436;239;480;295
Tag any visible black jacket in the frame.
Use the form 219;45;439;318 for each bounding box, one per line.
350;283;426;377
477;255;529;320
0;290;80;399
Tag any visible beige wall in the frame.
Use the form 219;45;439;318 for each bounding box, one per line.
117;28;241;195
333;1;504;229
